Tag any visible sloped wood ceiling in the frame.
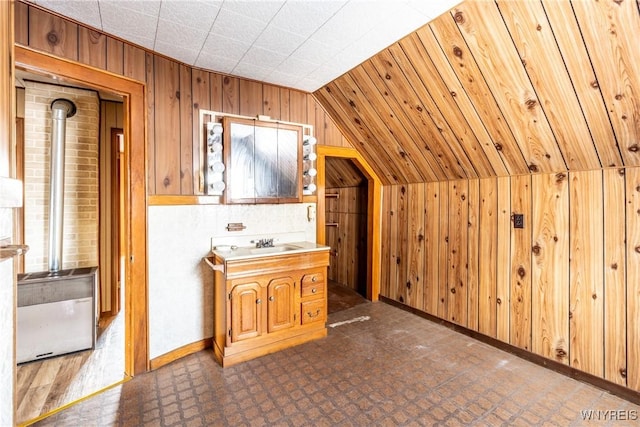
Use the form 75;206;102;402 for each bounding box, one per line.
325;157;366;188
314;0;640;185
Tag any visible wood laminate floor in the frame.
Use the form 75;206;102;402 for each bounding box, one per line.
16;310;125;425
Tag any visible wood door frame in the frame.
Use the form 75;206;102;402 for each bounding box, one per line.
110;128;123;316
15;46;149;375
317;146;381;301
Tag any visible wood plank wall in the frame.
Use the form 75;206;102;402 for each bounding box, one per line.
325;186;367;293
381;169;640;390
98;100;123;314
14;2;351;196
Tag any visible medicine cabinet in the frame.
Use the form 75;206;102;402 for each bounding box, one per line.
223;117;302;204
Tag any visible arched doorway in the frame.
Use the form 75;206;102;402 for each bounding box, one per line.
316;145;382;302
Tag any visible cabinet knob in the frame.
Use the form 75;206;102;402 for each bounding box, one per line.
269;296;275;302
256;298;262;304
311;288;317;294
312;276;317;282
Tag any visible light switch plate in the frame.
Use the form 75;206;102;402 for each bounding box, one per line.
307;205;316;222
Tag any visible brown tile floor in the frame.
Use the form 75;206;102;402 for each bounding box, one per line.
34;300;640;426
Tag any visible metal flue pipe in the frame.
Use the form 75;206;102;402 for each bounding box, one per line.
48;98;76;272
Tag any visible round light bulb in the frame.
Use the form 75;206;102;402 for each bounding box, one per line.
306;183;317;192
305;152;317;161
307;168;317;177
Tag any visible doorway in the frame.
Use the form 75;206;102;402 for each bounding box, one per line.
324;157;368;312
13;76;126;424
317;145;382;304
14;46;148;422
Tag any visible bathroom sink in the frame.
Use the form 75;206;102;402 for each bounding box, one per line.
249;244;302;255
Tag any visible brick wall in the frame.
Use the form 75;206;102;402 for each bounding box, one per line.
23;81;99;272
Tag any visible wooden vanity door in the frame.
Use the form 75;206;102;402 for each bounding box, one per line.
230;282;263;342
267;277;296;333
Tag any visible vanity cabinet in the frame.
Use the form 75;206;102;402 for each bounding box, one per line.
210;248;329;366
228;275;296;343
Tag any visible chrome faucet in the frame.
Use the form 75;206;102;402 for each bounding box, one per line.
255;238;274;248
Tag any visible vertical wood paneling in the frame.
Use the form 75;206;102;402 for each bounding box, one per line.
28;7;78;61
626;168;640;391
15;1;28;46
145;52;156;194
396;185;409;304
324;186;366;292
531;172;569;364
239;79;262;117
179;64;193;194
380;186;392;298
446;180;468;325
311;99;324;147
222;76;239;114
288;90;307;124
279;88;291;122
153;56;180;194
496;176;510;342
306;94;317;138
191;69;210;195
424;182;440;316
324;113;344;147
99;100;123;314
437;181;449;318
603;168;627;386
510;175;531;350
209;73;223;112
106;37;124;76
388;186;400;301
262;85;280;119
478;177;497;337
467;179;480;331
123;44;146;82
78;27;106;70
569;170;604;377
406;183;425;310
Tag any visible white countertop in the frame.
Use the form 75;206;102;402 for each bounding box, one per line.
211;241;330;262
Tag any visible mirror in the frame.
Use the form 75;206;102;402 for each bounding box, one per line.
223;117;302;204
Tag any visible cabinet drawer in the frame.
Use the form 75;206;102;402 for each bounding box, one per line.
301;271;325;298
301;300;326;325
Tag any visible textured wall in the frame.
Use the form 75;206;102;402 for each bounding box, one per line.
147;203;317;359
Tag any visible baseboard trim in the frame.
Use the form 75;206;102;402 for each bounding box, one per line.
150;338;213;371
379;295;640;406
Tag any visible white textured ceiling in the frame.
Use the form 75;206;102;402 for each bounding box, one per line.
29;0;461;92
